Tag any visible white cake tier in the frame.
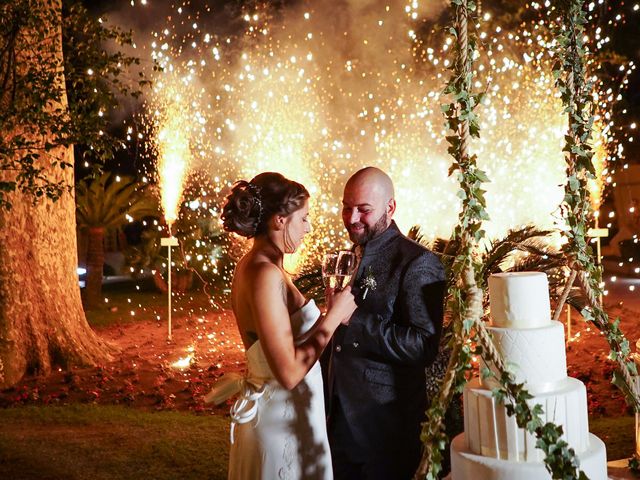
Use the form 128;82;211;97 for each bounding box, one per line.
451;432;607;480
464;377;589;461
480;321;567;393
488;272;551;328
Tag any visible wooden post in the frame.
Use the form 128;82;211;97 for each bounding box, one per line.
588;218;609;305
160;236;179;340
587;218;608;266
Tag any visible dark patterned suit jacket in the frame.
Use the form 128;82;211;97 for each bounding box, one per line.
325;221;445;471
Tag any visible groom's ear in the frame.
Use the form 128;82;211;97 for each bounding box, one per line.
387;198;396;218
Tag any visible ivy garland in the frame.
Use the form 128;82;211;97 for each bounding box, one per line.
415;1;495;478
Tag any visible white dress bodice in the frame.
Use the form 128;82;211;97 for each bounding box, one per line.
244;299;321;382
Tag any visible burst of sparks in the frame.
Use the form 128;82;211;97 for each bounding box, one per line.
124;0;636;279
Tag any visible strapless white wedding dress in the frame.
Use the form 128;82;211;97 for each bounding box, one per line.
209;300;332;480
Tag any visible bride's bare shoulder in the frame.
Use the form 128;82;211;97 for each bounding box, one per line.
238;257;283;288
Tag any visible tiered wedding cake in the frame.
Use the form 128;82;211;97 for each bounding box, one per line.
450;272;607;480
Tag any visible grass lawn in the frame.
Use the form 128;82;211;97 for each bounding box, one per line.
591;414;636;460
0;404;634;479
0;405;229;480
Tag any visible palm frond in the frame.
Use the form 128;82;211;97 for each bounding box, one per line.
566;288;588;312
508;256;566;275
407;225;425;244
480;226;556;278
76;172;159;230
431;237;459;256
408;225;457;253
294;267;325;304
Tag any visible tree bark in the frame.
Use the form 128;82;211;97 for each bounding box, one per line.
84;227;105;309
0;0;113;388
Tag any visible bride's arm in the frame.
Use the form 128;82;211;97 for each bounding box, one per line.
251;263;354;390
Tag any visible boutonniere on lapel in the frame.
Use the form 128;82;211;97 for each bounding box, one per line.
360;266;377;299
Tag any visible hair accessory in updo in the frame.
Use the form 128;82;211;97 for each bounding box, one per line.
246;182;263;233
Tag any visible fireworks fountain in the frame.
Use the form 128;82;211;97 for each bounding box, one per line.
153;75;195;340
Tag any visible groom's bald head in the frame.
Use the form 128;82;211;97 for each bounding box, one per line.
346;167;395;199
342;167;396;245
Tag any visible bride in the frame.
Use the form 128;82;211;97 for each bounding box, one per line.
213;172;356;480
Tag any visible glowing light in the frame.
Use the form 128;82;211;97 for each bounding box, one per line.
171;354;194;370
587;122;609;213
157;123;190;225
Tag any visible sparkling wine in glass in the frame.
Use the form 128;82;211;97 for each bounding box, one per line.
335;250;358;290
331;273;352;290
322;253;338;287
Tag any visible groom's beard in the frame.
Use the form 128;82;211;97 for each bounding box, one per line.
347;213;388;246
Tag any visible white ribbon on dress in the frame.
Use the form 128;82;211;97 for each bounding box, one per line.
203;372;269;444
228;381;268;444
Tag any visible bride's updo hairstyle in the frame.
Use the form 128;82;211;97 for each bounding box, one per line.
221;172;309;238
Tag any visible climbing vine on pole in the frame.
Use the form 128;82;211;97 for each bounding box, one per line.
414;1;486;477
552;0;640;410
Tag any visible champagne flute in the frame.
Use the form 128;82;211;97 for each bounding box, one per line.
335;250;358;290
321;253;339;288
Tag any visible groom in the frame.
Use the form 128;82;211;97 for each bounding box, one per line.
325;167;445;480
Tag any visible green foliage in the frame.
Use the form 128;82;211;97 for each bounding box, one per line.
0;0;149;210
442;0;488;293
76;171;158;307
418;3;487;477
552;0;597;276
62;0;148;166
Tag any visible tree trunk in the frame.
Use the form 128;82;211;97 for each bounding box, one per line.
0;0;113;388
84;227;105;310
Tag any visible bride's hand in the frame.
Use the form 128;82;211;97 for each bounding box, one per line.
325;286;336;310
328;286;357;325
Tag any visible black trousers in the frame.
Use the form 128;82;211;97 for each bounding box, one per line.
328;397;419;480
